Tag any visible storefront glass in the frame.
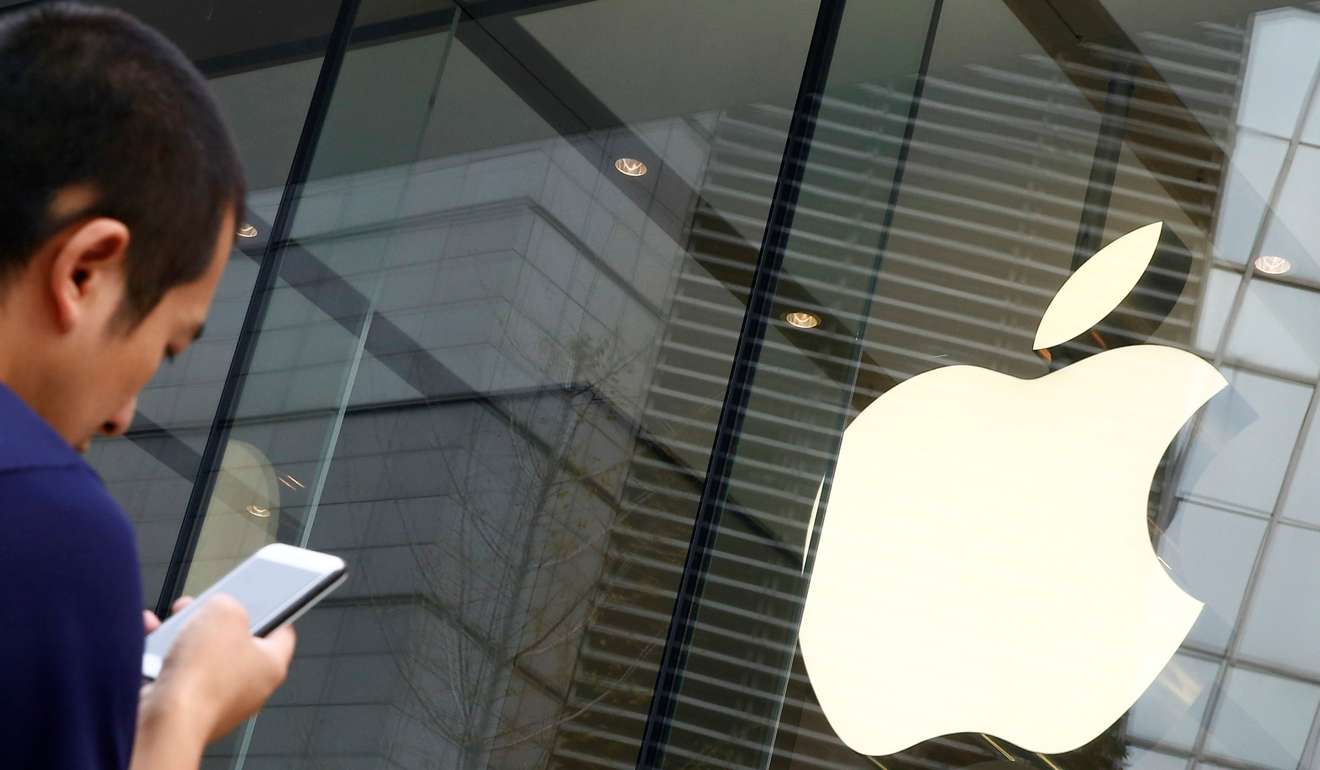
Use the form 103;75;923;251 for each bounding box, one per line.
33;0;1320;768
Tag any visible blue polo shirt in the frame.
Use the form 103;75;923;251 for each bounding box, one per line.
0;383;142;769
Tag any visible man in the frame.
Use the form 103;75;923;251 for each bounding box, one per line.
0;3;296;768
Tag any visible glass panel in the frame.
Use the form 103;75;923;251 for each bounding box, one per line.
1238;523;1320;673
1162;502;1265;650
1177;368;1310;515
1126;749;1188;770
168;0;827;767
668;2;1320;770
1211;132;1286;265
1127;654;1218;750
1225;280;1320;379
1193;268;1241;355
1258;145;1320;284
1282;408;1320;524
81;1;340;602
132;2;1320;769
1204;666;1320;769
657;1;941;765
1237;9;1320;138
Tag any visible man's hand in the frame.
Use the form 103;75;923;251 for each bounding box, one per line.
142;594;192;635
131;594;296;770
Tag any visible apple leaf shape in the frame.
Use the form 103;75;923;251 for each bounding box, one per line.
1034;221;1163;350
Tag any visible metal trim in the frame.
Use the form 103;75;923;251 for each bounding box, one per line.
155;0;364;617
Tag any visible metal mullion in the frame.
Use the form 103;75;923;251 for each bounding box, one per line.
633;2;850;766
156;0;364;617
637;0;949;765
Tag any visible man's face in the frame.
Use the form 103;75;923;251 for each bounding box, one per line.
71;216;233;452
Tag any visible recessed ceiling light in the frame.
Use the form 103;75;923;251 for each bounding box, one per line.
1254;255;1291;275
614;157;648;177
785;310;821;329
245;503;272;518
278;474;305;490
236;223;259;238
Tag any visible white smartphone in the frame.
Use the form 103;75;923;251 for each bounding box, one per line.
142;543;347;680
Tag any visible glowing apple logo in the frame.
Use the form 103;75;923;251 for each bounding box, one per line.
799;222;1225;756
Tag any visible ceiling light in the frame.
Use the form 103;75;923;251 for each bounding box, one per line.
245;503;272;518
785;310;821;329
1254;255;1291;275
278;474;305;490
614;157;648;177
236;223;259;238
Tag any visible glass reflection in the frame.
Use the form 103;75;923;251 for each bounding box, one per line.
172;0;826;767
1204;667;1320;769
1128;749;1188;770
1162;503;1265;650
1178;369;1309;515
73;0;1320;768
761;2;1320;770
1127;654;1218;750
78;1;339;602
1281;415;1320;525
184;440;281;593
1238;525;1320;674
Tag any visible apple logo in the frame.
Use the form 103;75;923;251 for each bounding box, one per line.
799;222;1226;756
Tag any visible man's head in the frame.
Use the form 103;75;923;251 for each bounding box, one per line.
0;2;243;451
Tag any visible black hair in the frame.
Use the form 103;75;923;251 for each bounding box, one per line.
0;2;244;323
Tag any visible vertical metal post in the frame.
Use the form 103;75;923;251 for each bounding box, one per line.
634;2;848;767
156;0;364;617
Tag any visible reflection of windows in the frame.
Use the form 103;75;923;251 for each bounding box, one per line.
1204;666;1320;769
1213;132;1287;264
1193;268;1239;355
1224;280;1320;379
1177;368;1309;514
1163;12;1320;764
1282;414;1320;525
1236;10;1320;138
1163;503;1264;650
1127;653;1217;750
1126;749;1189;770
1237;524;1320;675
1217;9;1320;282
1260;146;1320;283
184;440;281;594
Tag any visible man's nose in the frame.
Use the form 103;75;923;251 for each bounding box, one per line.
101;397;137;438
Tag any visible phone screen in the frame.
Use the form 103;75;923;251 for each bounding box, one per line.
145;557;326;661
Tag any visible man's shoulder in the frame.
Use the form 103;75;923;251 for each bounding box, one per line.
0;464;136;564
0;474;142;770
0;382;136;581
0;381;85;474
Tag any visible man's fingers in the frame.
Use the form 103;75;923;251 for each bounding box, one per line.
143;610;160;634
256;625;297;671
171;595;194;613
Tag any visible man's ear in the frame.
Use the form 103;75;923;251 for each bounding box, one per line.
49;217;130;333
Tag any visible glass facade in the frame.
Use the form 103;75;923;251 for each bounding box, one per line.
10;0;1320;767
